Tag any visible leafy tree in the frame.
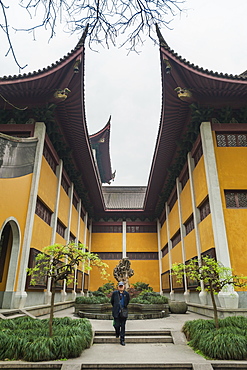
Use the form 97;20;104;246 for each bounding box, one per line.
172;256;247;329
0;0;183;69
27;242;109;336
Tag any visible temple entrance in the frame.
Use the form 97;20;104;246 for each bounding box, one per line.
0;220;20;308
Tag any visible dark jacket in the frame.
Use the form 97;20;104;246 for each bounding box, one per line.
111;290;130;318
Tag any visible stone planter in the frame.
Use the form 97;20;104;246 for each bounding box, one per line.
74;303;111;314
129;303;168;313
169;301;188;314
75;302;169;319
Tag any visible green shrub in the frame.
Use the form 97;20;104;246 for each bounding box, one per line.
132;282;153;292
130;292;168;304
182;319;215;341
183;316;247;360
90;290;106;297
219;315;247;330
198;331;247;360
0;316;92;362
130;297;150;304
97;282;115;294
75;295;109;304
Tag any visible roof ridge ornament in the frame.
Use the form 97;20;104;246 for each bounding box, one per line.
155;24;169;49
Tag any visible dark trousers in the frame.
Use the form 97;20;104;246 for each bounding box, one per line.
114;316;127;340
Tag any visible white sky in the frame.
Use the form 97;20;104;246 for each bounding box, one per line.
1;0;247;186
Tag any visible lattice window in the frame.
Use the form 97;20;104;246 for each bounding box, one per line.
72;193;78;209
92;225;122;233
216;133;247;147
193;143;203;166
84;273;89;292
184;216;194;235
127;252;158;260
126;225;157;233
180;169;189;189
35;198;52;225
225;190;247;208
199;197;211;221
43;144;57;173
161;244;168;257
61;174;70;195
161;271;170;291
56;219;66;238
76;270;83;292
70;233;76;242
201;247;216;259
94;252;122;260
168;189;177;211
171;231;181;248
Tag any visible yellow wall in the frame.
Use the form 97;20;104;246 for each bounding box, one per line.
130;260;159;291
170;242;183;264
38;158;57;211
89;258;160;292
0;174;33;288
58;187;70;227
31;215;52;250
79;217;85;244
0;175;32;232
180;181;192;223
0;228;12;290
55;233;66;245
193;157;208;207
126;233;158;252
91;233;122;252
89;260;116;291
90;231;159;291
168;203;179;237
70;205;78;237
198;214;215;253
224;210;247;275
215;143;247;276
160;221;168;247
162;254;170;273
184;229;197;261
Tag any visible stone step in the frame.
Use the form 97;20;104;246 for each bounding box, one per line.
3;313;26;319
93;335;173;343
95;330;171;336
93;330;173;344
81;364;193;370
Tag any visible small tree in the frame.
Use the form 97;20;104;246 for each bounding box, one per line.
27;242;109;336
172;256;247;329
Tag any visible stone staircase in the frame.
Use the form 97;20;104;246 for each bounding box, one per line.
0;308;36;320
93;329;173;344
81;365;193;370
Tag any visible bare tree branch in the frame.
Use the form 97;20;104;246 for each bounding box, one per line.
0;0;184;67
0;0;27;70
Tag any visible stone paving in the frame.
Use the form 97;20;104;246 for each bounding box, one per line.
0;307;247;369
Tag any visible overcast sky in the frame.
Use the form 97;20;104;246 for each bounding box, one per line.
1;0;247;186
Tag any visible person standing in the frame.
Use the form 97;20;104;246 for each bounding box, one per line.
111;281;130;346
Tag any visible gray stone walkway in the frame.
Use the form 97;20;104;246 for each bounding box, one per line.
0;307;247;369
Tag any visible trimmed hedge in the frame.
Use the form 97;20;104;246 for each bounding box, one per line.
0;316;92;361
131;292;168;304
75;295;110;304
182;316;247;360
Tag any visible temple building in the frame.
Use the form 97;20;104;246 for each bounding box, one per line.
1;27;247;314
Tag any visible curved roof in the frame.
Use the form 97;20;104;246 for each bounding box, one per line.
144;27;247;215
0;28;106;216
103;186;146;209
89;117;114;184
